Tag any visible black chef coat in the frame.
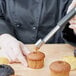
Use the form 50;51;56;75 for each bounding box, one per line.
0;0;72;44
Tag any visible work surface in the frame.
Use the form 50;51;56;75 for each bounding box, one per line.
10;44;76;76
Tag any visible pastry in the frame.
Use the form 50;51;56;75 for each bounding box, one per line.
0;57;9;64
49;61;71;76
62;56;76;70
27;51;45;69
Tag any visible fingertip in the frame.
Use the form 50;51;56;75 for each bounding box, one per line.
17;53;28;67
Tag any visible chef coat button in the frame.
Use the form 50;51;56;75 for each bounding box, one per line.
33;26;36;30
16;24;21;27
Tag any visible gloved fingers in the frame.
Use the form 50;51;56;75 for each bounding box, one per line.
67;0;76;30
69;14;76;29
19;41;30;56
17;52;27;67
0;48;16;62
69;24;76;29
10;46;28;66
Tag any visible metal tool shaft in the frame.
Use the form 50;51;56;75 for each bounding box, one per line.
35;7;76;49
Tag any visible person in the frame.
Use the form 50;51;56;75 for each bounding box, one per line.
0;0;75;66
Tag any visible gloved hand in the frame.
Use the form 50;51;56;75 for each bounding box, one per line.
67;0;76;34
0;34;30;66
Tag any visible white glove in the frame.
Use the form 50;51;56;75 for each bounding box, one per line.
67;0;76;34
0;34;30;66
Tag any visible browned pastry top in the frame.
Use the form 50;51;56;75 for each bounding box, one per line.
27;51;45;61
50;61;71;73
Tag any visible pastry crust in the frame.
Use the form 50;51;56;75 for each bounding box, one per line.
27;51;45;69
62;56;76;70
0;57;9;64
49;61;71;76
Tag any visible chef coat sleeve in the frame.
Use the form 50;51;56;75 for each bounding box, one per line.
0;0;14;35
